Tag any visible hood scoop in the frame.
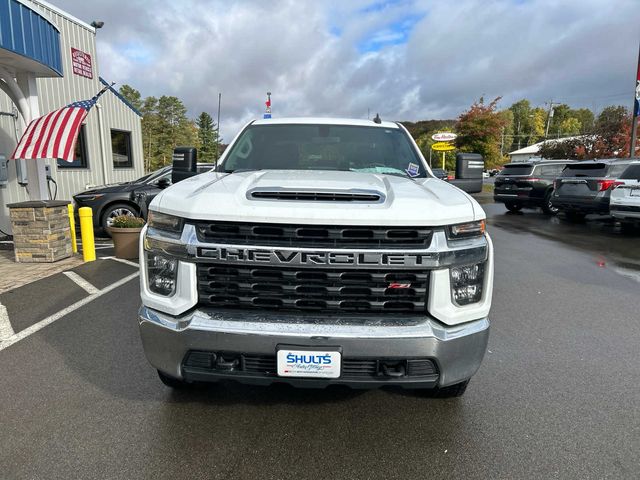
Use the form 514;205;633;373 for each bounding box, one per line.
248;187;385;203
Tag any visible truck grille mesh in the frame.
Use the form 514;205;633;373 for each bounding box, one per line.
197;265;428;314
193;221;433;249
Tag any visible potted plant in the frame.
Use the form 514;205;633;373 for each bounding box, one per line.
107;215;146;259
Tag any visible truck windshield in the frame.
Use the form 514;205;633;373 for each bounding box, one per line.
221;124;427;178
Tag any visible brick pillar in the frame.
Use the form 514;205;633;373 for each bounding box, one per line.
7;200;73;263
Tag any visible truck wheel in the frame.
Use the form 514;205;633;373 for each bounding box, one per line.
541;192;559;215
418;379;469;398
157;370;191;389
431;379;469;398
564;211;586;223
505;202;522;213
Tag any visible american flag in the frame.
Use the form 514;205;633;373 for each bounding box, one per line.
11;85;110;163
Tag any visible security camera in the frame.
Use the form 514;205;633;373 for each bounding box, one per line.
91;21;104;29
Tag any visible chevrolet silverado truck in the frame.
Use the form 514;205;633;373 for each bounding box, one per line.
138;117;494;397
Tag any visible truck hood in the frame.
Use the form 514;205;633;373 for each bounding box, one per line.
152;170;483;226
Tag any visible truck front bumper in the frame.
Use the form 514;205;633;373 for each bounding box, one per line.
139;306;489;389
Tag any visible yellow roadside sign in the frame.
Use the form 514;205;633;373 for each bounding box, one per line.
431;142;455;151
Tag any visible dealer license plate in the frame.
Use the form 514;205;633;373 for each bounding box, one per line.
277;348;341;378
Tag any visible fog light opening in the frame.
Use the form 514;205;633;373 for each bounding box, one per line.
450;263;485;306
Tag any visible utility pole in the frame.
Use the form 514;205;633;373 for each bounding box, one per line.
630;42;640;158
544;100;558;139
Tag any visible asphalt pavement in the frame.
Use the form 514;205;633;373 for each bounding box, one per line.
1;203;639;479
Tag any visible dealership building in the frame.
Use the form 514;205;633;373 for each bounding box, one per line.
0;0;144;233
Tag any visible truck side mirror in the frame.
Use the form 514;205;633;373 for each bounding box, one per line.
171;146;197;184
157;177;171;189
449;153;484;193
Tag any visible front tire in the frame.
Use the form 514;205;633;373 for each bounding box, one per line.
541;191;559;215
157;370;191;389
505;202;522;213
418;380;470;398
101;202;138;234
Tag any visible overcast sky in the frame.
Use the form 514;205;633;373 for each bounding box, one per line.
53;0;639;140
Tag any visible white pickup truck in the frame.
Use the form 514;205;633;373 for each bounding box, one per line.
138;117;493;397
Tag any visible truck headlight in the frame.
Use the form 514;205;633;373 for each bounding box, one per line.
147;252;178;296
447;220;486;239
148;211;183;234
450;263;485;305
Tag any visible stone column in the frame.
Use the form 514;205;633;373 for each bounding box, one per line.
8;200;72;263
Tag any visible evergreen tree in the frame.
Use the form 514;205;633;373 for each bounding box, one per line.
195;112;218;163
118;85;143;111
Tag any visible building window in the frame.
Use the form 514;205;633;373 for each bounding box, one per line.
111;129;133;168
57;125;88;168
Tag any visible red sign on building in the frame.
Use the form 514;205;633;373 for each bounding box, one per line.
71;48;93;79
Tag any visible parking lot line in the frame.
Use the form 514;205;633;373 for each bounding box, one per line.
0;302;14;341
103;256;139;268
63;271;99;294
0;271;139;352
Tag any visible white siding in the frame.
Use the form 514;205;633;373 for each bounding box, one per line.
0;0;143;233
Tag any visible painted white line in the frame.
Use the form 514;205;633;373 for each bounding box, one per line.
0;301;14;341
63;271;99;295
0;272;139;352
105;256;139;268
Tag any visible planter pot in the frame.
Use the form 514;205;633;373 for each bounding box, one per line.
107;226;143;259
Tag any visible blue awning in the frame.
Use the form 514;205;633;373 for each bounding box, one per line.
0;0;63;77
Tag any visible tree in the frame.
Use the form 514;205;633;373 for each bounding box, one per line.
572;108;594;133
560;117;582;136
195;112;218;163
529;108;547;144
549;104;572;136
118;84;142;111
455;97;509;168
509;99;532;150
538;105;631;160
593;105;631;157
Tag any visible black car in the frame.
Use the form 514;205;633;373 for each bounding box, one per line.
494;160;574;214
551;159;634;221
73;164;214;232
431;168;449;180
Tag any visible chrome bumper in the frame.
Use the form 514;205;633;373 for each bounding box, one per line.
139;306;490;388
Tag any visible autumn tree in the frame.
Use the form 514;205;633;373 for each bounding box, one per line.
538;105;631;160
455;97;509;168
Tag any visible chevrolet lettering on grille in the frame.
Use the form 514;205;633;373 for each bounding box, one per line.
196;247;435;268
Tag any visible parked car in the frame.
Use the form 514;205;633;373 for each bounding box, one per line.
552;159;634;221
494;160;574;214
73;163;215;233
610;161;640;230
431;168;449;180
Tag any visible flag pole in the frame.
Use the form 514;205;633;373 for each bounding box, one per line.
630;42;640;158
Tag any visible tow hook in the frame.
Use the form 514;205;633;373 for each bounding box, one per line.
380;362;406;378
215;356;240;372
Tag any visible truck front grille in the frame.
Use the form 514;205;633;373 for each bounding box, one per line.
197;264;428;314
193;221;433;249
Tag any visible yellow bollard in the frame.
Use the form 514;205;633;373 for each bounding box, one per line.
67;203;78;254
78;207;96;262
